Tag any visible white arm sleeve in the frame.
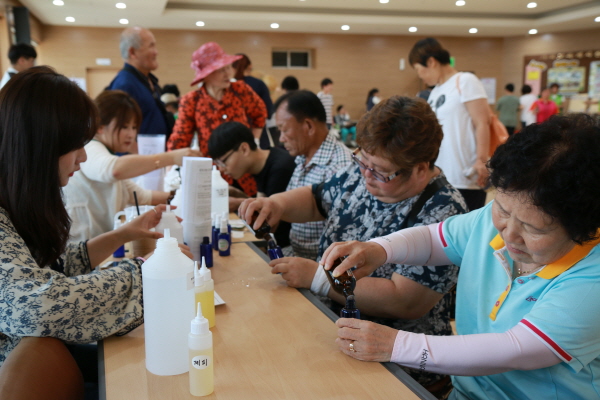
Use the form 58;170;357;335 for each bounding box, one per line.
368;223;451;266
391;324;561;376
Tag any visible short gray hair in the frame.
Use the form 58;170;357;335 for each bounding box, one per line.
119;27;143;60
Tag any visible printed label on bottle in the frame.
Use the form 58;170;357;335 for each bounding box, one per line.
216;188;228;197
192;355;210;369
218;239;229;251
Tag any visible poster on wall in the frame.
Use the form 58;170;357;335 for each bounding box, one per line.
547;64;586;95
480;78;496;104
589;61;600;97
524;60;546;95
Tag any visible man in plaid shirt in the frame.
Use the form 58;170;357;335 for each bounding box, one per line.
272;90;352;259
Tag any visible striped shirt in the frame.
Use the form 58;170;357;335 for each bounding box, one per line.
317;91;334;125
284;133;351;259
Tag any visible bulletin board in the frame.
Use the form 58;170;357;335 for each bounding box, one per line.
523;49;600;96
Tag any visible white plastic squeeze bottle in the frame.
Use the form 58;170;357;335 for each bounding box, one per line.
188;302;214;396
155;205;185;244
196;257;215;328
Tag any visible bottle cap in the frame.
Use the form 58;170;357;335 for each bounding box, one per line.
194;261;203;287
191;302;209;335
220;218;228;232
202;236;210;245
200;257;212;281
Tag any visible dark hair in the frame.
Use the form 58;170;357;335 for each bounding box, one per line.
367;88;379;97
273;90;326;123
208;121;256;159
521;84;532;95
0;66;97;267
162;84;180;97
281;76;299;91
549;83;560;89
489;114;600;244
408;38;451;67
505;83;514;92
320;78;333;87
8;43;37;64
356;96;443;172
95;90;142;141
232;54;251;81
336;104;344;113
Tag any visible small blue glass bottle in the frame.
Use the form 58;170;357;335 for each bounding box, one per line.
200;236;213;267
217;219;230;257
267;236;283;260
340;295;360;319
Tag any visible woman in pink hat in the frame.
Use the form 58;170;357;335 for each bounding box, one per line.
167;42;267;197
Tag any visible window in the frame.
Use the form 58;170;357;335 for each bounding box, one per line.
272;49;311;68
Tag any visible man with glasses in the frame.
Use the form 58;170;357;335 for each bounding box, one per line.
240;96;467;395
272;90;352;260
208;121;295;246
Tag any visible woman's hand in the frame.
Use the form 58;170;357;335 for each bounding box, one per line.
170;148;202;166
270;257;319;288
238;197;284;232
320;241;387;279
117;205;169;243
472;158;489;188
336;318;397;362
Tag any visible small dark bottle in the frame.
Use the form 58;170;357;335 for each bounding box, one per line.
266;234;284;260
200;236;213;267
212;216;220;251
246;211;271;240
218;219;231;257
324;257;356;298
340;295;360;319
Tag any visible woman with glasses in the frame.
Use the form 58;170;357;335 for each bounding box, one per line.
239;96;467;397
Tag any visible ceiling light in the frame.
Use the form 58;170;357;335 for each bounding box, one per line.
529;29;538;34
196;21;205;27
341;25;350;31
119;19;129;25
469;28;477;33
380;0;389;3
53;0;64;5
270;23;279;29
527;2;537;8
65;16;75;22
408;27;417;32
116;3;126;9
456;0;466;6
595;16;600;22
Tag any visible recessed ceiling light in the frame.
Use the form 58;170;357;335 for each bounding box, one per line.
270;23;279;29
527;2;537;8
456;0;466;6
408;27;417;32
119;19;129;25
65;16;75;22
195;21;205;27
53;0;64;5
529;29;538;34
380;0;389;3
595;16;600;22
469;28;478;34
116;3;126;9
341;25;350;31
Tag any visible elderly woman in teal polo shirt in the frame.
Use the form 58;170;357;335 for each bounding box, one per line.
321;114;600;399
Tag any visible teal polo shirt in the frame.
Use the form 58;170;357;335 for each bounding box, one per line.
439;202;600;400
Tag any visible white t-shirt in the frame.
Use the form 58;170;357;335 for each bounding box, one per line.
63;140;152;241
427;72;488;190
519;93;537;126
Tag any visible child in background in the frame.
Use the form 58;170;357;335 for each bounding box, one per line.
64;90;200;241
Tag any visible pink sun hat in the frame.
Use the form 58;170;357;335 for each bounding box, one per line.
190;42;242;86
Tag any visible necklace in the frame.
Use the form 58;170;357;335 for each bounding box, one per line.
515;262;544;276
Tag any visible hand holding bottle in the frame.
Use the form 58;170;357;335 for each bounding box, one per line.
238;197;283;234
320;240;387;280
335;318;397;362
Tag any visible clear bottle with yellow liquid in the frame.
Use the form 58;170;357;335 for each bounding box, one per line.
194;257;215;328
189;302;214;396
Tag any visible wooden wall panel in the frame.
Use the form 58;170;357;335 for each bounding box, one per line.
36;25;505;119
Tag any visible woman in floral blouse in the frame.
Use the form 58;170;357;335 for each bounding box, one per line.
166;42;267;197
0;67;190;398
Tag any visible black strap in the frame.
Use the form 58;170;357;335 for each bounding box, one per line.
398;176;449;230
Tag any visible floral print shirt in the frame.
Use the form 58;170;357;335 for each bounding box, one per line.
0;207;144;366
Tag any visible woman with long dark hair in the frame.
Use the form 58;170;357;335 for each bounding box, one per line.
0;66;188;398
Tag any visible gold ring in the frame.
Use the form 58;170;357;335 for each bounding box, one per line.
349;342;355;352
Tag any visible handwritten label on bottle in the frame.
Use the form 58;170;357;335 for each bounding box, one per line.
192;355;210;369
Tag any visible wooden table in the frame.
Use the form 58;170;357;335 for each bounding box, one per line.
99;242;434;400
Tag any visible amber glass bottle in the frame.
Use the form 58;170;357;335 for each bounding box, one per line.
246;211;271;240
324;257;356;297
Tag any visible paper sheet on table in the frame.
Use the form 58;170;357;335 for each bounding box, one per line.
214;291;225;306
135;134;165;191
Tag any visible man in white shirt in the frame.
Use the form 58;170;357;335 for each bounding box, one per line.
0;43;36;89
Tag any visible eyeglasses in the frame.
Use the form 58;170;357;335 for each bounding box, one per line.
351;148;405;183
214;149;236;168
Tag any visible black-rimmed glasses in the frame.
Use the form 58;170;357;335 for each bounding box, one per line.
351;147;405;183
214;149;236;168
